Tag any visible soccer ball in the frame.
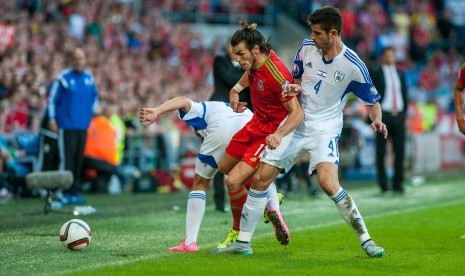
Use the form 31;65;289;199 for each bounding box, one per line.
59;219;92;250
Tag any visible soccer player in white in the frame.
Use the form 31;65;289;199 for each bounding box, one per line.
139;96;283;252
217;6;387;257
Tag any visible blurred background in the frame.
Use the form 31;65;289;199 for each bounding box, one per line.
1;0;464;202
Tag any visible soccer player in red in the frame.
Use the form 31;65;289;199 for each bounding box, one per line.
454;63;465;135
212;20;304;251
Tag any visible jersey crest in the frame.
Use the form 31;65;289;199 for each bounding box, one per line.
292;64;300;76
257;79;264;91
334;70;345;83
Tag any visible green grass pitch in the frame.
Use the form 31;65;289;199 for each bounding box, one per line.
1;174;464;275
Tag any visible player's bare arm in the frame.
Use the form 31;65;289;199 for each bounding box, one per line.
230;72;249;113
139;96;192;129
453;81;465;134
266;97;304;150
367;102;388;139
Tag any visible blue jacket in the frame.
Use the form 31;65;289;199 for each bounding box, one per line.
48;68;98;130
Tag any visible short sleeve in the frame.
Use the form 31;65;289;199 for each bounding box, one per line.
178;100;204;121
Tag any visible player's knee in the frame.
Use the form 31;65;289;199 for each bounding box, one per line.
252;172;272;191
318;178;340;196
224;176;241;191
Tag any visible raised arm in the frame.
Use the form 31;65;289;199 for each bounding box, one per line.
266;97;304;150
139;96;192;129
454;80;465;134
366;102;388;139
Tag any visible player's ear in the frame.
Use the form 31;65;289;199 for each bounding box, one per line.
330;29;339;37
252;45;260;56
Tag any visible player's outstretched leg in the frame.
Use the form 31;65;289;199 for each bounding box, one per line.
330;187;385;258
169;190;205;253
169;240;198;253
266;207;290;245
211;241;253;255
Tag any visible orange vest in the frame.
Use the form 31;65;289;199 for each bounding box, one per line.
84;116;118;166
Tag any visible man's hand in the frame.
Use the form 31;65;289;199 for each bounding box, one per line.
457;117;465;134
371;119;388;139
139;108;159;129
230;89;240;112
48;120;58;133
234;102;248;113
281;83;302;98
266;133;282;150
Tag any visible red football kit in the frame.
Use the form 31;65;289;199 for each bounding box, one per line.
226;50;294;168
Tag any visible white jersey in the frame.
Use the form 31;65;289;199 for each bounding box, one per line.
292;39;381;134
178;100;253;178
178;101;252;138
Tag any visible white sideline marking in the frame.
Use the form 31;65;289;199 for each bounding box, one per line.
460;235;465;239
58;199;465;276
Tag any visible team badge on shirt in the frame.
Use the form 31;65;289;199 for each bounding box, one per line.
334;71;345;83
293;64;299;75
369;86;378;96
257;79;264;91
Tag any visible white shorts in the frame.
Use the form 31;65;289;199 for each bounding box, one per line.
195;115;251;179
261;130;341;175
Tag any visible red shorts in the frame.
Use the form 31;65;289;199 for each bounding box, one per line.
225;119;268;168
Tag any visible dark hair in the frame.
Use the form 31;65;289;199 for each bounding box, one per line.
307;6;343;35
230;19;271;54
381;46;395;55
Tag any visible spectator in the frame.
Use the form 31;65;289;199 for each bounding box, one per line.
369;47;409;195
47;48;98;204
0;16;15;60
82;103;118;193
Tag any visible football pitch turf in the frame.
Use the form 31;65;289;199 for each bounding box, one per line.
1;174;464;275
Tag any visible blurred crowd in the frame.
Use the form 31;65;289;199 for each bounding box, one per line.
281;0;465;127
0;0;217;135
1;0;464;199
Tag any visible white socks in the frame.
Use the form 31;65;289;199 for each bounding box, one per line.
185;191;206;245
238;189;268;242
266;182;280;211
331;187;370;243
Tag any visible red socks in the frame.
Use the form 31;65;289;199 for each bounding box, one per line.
229;186;248;231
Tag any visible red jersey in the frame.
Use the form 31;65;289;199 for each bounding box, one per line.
248;50;294;134
458;63;465;87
